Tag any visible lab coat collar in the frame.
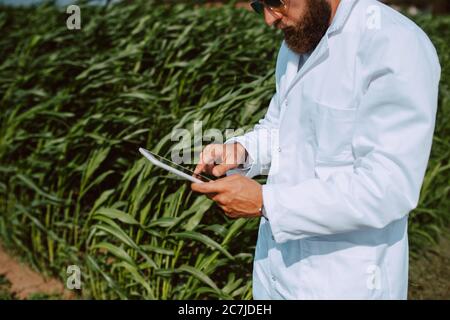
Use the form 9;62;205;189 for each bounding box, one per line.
327;0;358;35
283;35;329;100
282;0;357;100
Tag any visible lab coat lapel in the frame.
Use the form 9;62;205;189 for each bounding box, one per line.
282;0;357;99
282;48;301;97
284;36;330;99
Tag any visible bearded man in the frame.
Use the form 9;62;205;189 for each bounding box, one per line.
192;0;441;299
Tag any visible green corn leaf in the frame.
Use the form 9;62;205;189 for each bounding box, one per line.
92;242;136;266
170;231;234;260
175;264;221;296
15;174;65;203
94;208;140;225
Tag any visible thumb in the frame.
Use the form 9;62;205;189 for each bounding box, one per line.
212;163;236;177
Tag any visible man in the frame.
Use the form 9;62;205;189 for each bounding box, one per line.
191;0;441;299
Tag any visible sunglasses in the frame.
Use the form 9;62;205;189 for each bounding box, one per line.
250;0;287;15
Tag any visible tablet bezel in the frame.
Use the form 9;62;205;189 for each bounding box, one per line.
139;148;208;184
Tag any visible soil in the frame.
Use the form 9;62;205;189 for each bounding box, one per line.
0;243;74;299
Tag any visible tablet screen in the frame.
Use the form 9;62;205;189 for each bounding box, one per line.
139;148;213;183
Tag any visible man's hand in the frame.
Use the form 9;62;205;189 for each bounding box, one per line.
191;175;263;219
193;143;247;178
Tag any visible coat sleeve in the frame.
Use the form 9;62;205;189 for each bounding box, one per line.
225;43;288;177
225;92;281;178
263;27;441;243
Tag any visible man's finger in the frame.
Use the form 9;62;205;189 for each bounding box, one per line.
193;163;205;175
191;181;224;194
193;151;206;175
220;205;232;215
212;163;236;177
212;193;227;205
205;192;216;200
194;148;218;175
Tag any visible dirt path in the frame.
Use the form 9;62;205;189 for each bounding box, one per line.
0;243;74;299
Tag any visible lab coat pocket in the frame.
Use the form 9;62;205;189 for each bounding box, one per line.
303;240;386;299
310;101;357;164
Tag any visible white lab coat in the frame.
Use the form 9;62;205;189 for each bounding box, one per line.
227;0;441;299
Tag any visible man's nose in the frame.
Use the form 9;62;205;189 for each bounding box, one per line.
263;8;281;27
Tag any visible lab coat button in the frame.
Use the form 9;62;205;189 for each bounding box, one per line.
271;276;276;282
278;147;282;153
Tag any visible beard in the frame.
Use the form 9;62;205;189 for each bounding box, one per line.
281;0;332;54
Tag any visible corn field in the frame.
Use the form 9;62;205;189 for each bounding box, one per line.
0;0;449;299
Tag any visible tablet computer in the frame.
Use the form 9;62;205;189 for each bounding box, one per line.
139;148;211;184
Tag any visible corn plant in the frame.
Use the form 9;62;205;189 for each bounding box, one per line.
0;1;448;299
